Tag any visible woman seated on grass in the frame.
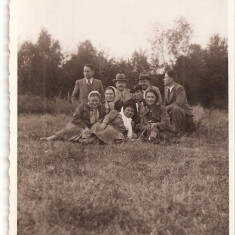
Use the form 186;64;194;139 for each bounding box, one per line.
82;86;127;144
40;91;105;141
135;88;176;143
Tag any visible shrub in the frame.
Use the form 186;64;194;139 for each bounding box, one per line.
18;95;76;115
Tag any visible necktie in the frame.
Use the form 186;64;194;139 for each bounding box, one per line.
138;102;143;113
87;79;92;86
120;92;124;101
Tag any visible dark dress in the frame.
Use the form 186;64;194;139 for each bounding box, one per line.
54;103;106;141
135;104;176;140
91;102;127;144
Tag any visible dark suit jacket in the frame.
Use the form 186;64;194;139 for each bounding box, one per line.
71;78;104;104
163;82;193;116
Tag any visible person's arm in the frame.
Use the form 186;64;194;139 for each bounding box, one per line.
155;87;162;104
71;80;80;104
157;105;171;130
102;110;119;125
99;81;105;102
71;104;88;128
165;86;185;111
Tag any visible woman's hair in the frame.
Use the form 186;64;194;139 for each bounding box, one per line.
145;88;160;104
123;101;136;111
123;101;137;118
88;91;101;101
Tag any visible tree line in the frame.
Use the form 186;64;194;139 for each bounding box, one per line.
18;17;228;108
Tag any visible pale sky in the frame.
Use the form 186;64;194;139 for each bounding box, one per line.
17;0;228;58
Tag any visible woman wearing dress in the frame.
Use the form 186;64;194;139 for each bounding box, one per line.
88;86;127;144
135;88;176;143
40;91;105;141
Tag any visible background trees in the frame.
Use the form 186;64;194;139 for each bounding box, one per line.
18;21;228;108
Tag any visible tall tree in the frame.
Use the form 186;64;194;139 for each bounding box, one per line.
150;17;192;73
203;35;228;107
130;49;150;73
18;28;62;97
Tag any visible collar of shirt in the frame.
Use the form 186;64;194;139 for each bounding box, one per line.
85;78;94;84
168;84;175;92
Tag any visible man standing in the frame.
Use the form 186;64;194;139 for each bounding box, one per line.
138;71;162;104
113;73;132;102
71;64;104;104
163;69;196;134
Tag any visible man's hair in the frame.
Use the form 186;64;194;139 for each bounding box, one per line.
165;69;176;80
84;64;95;71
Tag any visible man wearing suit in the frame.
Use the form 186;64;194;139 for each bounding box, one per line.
138;71;162;104
163;69;196;134
127;85;146;122
113;73;132;102
71;64;104;104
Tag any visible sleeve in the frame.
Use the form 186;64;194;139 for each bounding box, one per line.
71;104;88;128
157;105;171;130
99;81;105;102
155;87;162;104
163;90;167;106
102;110;119;124
166;86;185;110
71;81;80;104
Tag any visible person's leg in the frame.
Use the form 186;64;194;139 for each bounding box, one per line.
40;135;59;141
148;129;160;143
185;115;197;133
169;106;185;134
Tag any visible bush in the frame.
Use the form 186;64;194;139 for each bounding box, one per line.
18;95;76;115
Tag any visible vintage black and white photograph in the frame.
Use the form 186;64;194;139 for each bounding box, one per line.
10;0;233;234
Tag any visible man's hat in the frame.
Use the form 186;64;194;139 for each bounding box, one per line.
113;73;128;82
130;85;143;93
138;70;151;81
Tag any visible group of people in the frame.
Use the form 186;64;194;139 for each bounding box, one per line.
41;64;197;144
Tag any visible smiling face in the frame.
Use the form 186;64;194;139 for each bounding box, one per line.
115;81;126;92
123;106;135;118
105;89;115;102
84;66;94;79
88;96;100;109
133;90;143;102
145;92;157;106
139;79;150;91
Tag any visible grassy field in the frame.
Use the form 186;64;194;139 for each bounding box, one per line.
18;108;229;235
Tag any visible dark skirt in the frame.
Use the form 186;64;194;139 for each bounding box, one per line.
91;122;125;144
55;122;85;141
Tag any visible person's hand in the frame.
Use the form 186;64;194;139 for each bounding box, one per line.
140;124;148;132
99;122;107;130
150;123;158;129
108;102;115;111
82;128;91;138
166;105;172;112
